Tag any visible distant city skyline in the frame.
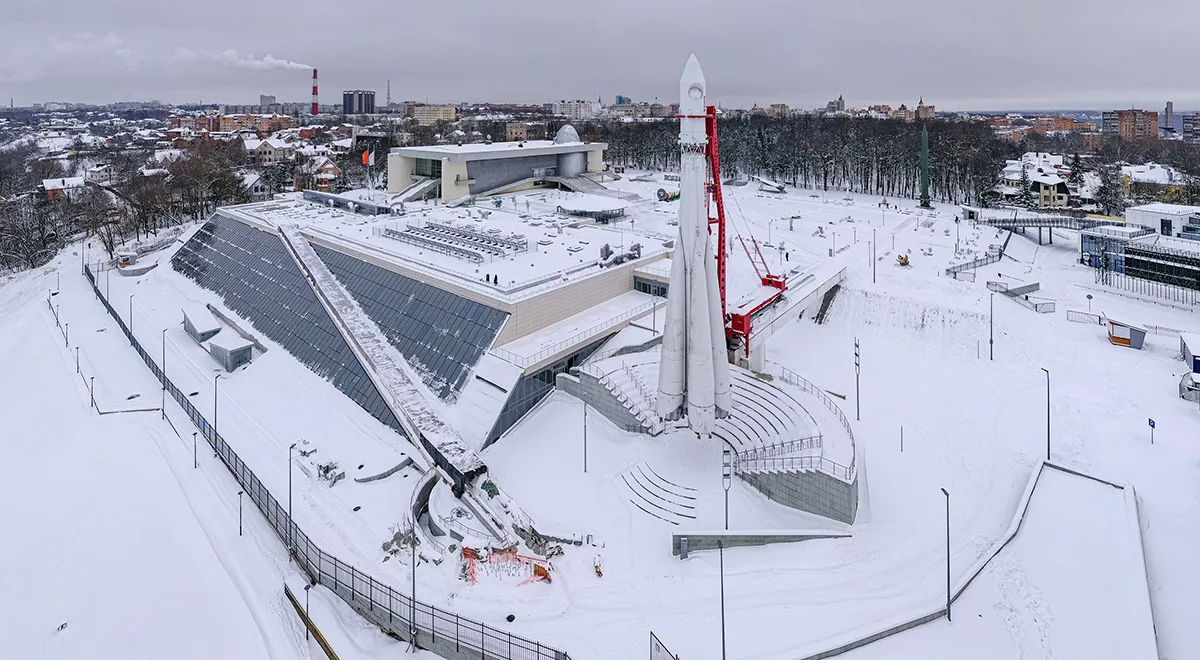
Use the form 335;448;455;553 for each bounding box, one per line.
3;0;1199;111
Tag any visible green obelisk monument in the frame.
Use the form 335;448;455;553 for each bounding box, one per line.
919;124;932;209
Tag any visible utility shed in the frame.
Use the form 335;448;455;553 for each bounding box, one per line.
183;304;221;343
1107;319;1147;350
1181;333;1200;373
208;333;253;372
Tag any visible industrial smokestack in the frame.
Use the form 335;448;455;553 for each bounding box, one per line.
311;69;319;116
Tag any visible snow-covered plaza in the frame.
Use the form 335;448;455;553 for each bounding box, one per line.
1;172;1193;660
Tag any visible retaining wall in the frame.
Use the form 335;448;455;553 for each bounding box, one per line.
739;469;858;524
555;372;648;433
672;530;849;555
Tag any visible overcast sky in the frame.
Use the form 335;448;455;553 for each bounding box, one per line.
2;0;1198;111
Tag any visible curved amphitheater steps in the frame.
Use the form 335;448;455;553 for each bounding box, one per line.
713;371;820;454
620;463;698;525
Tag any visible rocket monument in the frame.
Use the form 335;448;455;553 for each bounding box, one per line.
656;54;732;436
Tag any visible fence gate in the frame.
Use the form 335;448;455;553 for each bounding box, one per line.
651;631;679;660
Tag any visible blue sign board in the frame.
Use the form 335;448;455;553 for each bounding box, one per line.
1148;418;1155;429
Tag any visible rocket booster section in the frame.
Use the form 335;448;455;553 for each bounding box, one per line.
656;54;731;436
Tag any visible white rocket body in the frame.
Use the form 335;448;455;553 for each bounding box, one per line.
656;54;732;436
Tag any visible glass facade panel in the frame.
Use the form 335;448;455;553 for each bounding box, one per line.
312;244;508;400
483;336;609;447
171;215;404;434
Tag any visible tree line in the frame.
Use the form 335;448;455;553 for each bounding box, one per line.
573;115;1018;207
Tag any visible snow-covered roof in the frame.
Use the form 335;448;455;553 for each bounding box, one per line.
182;304;220;335
1127;202;1200;216
239;172;262;189
1122;163;1181;186
392;137;605;163
41;177;85;191
208;332;253;353
154;149;183;164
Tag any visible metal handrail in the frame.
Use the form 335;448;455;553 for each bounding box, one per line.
771;365;857;481
82;263;571;660
492;301;655;368
736;435;823;462
737;455;854;482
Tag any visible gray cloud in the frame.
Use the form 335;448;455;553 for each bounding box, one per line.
2;0;1198;110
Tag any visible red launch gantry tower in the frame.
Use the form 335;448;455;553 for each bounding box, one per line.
697;105;786;356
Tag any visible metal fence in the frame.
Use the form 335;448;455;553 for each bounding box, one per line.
1096;270;1200;306
1065;310;1105;325
736;435;823;462
82;263;571;660
737;454;855;482
945;252;1000;275
769;365;856;482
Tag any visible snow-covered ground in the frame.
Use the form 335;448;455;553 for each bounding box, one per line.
2;171;1196;660
842;465;1154;660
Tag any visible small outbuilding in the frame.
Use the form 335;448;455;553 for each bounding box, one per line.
208;333;253;372
1181;333;1200;373
183;304;221;344
1107;319;1147;350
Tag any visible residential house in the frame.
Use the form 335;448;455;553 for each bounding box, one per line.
239;172;270;202
505;122;546;141
295;156;342;193
243;138;294;166
1121;163;1184;200
40;177;87;201
85;164;113;185
999;153;1073;207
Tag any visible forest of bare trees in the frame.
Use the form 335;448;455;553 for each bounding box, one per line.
575;116;1018;206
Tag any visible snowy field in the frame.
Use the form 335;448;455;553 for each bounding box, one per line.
842;465;1154;660
0;171;1196;659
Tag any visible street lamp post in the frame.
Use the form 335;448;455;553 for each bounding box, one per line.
304;584;312;641
237;490;243;536
90;376;95;409
128;295;134;345
408;536;418;645
854;338;861;422
161;328;167;420
289;442;297;561
941;487;951;622
1041;368;1050;461
719;539;727;660
722;449;732;530
192;432;197;469
583;402;588;474
213;374;220;436
872;228;877;283
989;293;994;361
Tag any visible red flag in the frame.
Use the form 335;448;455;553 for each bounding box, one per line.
362;150;370;166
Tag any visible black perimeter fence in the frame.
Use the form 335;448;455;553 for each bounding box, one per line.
83;263;571;660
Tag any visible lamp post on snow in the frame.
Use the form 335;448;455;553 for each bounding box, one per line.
289;442;297;561
941;487;951;622
237;490;243;536
1041;368;1050;461
128;294;134;344
719;539;727;660
722;449;732;530
304;583;312;640
161;328;167;419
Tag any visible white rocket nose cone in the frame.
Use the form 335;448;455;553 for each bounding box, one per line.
680;54;706;114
